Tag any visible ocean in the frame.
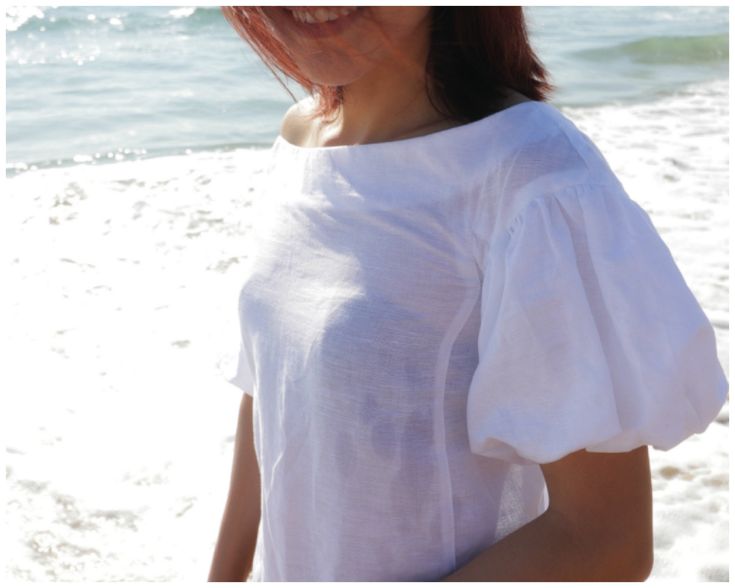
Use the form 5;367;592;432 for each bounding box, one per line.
5;5;729;171
5;5;729;582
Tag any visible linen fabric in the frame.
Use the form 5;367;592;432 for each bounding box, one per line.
227;99;728;581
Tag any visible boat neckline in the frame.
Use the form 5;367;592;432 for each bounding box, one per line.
274;100;543;154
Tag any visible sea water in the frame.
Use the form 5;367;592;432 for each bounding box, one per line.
6;6;729;171
5;5;729;582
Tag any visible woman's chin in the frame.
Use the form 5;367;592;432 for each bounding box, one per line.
294;67;363;88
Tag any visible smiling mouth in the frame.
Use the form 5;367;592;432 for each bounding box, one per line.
284;6;359;25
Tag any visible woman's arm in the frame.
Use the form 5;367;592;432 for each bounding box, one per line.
443;446;653;581
208;392;261;582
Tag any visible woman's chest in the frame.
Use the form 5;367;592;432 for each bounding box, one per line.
238;194;480;390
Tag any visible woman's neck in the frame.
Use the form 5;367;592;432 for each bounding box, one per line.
296;15;532;149
312;22;455;147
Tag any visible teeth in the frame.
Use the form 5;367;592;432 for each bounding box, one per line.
290;7;357;25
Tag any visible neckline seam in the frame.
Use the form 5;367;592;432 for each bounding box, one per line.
274;100;544;154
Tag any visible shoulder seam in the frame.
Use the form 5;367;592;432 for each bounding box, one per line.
506;181;625;237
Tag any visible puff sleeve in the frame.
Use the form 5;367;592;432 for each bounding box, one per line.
466;181;728;466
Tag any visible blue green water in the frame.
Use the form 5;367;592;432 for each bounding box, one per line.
5;6;728;173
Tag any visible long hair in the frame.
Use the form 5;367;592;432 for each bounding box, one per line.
220;6;554;125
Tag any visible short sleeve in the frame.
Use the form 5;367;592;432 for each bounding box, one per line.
227;339;254;396
467;182;729;466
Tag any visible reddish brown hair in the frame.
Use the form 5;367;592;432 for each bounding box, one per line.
220;6;554;125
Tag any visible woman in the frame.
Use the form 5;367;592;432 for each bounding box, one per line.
208;7;728;582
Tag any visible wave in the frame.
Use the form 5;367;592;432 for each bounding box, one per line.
171;6;225;23
6;140;272;179
575;33;728;65
5;6;44;32
7;6;226;34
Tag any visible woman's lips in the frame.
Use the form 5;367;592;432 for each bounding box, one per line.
280;6;363;39
286;6;358;23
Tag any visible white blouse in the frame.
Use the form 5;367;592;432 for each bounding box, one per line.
227;99;728;581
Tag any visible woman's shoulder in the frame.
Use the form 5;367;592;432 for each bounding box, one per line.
470;100;626;250
279;96;315;146
497;101;621;196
